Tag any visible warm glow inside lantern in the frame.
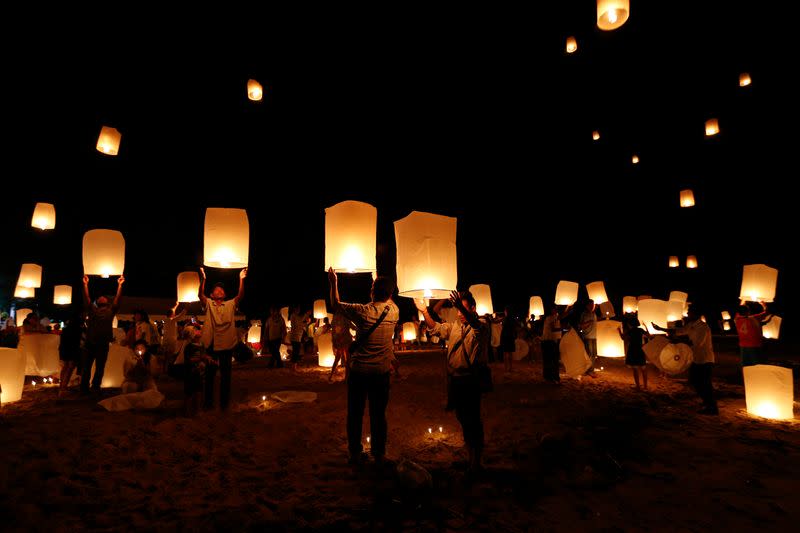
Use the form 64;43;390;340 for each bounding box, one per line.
0;347;26;403
739;73;752;87
96;126;121;155
18;263;42;289
16;308;32;327
566;36;577;53
680;189;695;208
403;322;417;342
469;284;494;316
586;281;608;304
597;0;630;30
394;211;457;299
666;301;684;322
763;316;782;339
317;332;335;367
669;256;679;268
597;320;625;358
313;299;328;320
325;200;377;273
592;130;600;141
177;272;200;303
632;155;640;164
529;296;544;319
247;79;263;101
637;299;669;334
31;203;55;230
743;364;794;420
555;281;579;306
705;119;720;136
54;285;72;305
14;285;34;298
740;264;778;302
204;208;249;268
669;291;688;304
721;310;731;321
723;321;731;331
83;229;125;277
247;322;262;343
622;296;638;314
686;256;698;269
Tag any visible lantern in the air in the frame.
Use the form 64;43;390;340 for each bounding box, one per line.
632;154;640;164
204;208;249;268
586;281;608;304
555;281;579;306
705;119;720;136
17;263;42;289
669;291;688;304
740;264;778;303
637;299;669;334
596;320;625;358
31;203;55;230
566;36;577;53
96;126;121;155
721;310;731;321
403;322;417;342
686;256;698;269
592;130;600;141
680;189;695;208
622;296;638;314
247;79;263;101
669;256;679;268
0;347;26;403
723;321;731;331
739;73;752;87
325;200;377;273
54;285;72;305
83;230;125;277
14;286;34;298
469;284;494;316
597;0;630;30
394;211;457;299
313;299;328;320
743;364;794;420
529;296;544;319
763;316;782;339
177;272;200;303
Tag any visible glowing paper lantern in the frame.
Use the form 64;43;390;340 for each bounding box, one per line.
54;285;72;305
743;364;794;420
597;0;630;30
0;348;26;403
394;211;457;299
723;321;731;331
721;310;731;321
599;301;616;318
596;320;625;358
638;299;669;335
90;344;127;388
15;309;33;327
739;73;752;87
666;300;684;322
14;286;34;298
83;229;125;277
177;272;200;303
31;203;55;230
402;322;417;342
19;334;60;376
247;79;263;101
632;155;639;164
680;189;695;208
669;291;688;304
280;307;290;331
313;299;328;320
112;316;118;329
529;296;544;319
203;208;249;268
317;332;335;367
622;296;638;314
686;256;698;269
586;281;608;304
18;263;42;289
469;284;494;316
96;126;121;155
325;200;377;273
763;316;782;339
555;281;579;306
247;322;262;343
705;119;719;136
592;130;600;141
740;264;778;303
566;36;577;53
669;256;679;268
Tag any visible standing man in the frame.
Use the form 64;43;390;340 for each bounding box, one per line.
265;305;287;368
81;274;124;393
328;267;399;466
580;300;598;376
198;267;246;411
541;306;563;383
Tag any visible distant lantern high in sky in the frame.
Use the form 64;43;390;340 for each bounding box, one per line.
705;119;720;136
566;36;577;53
597;0;630;30
669;256;680;268
680;189;695;207
247;79;263;101
632;154;640;164
592;130;600;141
686;256;698;269
31;203;55;230
96;126;121;155
739;73;752;87
17;263;42;289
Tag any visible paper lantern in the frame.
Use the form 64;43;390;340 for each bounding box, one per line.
597;0;630;30
247;322;262;343
599;301;616;319
680;189;695;208
177;272;200;303
54;285;72;305
555;281;579;306
740;264;778;303
203;208;249;268
19;334;60;376
96;126;121;155
325;200;377;273
469;284;494;316
566;36;577;53
739;73;752;87
669;291;688;304
660;343;693;375
763;316;782;340
743;365;794;420
18;263;42;289
31;202;55;230
586;281;608;304
666;300;684;322
529;296;544;319
560;329;591;377
592;130;600;141
402;322;417;342
317;332;335;367
394;211;457;299
90;344;127;388
112;316;118;329
596;320;625;358
705;119;720;136
632;155;640;164
638;295;652;301
723;321;731;331
721;310;731;321
622;296;638;314
14;286;34;299
637;299;669;335
83;229;125;277
247;79;263;101
686;256;698;269
15;309;32;327
0;348;26;403
669;256;679;268
313;299;328;319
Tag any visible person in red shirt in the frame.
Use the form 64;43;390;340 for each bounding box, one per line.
734;301;773;367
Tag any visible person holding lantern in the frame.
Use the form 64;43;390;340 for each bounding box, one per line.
81;274;125;394
734;301;773;367
265;305;287;369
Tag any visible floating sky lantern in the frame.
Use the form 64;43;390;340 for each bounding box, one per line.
669;291;688;304
31;203;55;230
686;256;698;269
395;211;457;299
739;73;752;87
722;321;731;331
529;296;544;319
566;36;577;53
555;281;579;306
204;208;249;268
622;296;637;314
83;229;125;277
402;322;417;342
705;119;720;136
743;364;794;420
177;272;200;303
762;316;782;340
586;281;608;304
740;264;778;303
96;126;121;155
632;154;640;164
669;256;679;268
721;310;731;321
0;347;26;403
596;320;625;358
14;286;34;299
247;79;263;101
680;189;695;208
597;0;630;30
313;299;328;320
17;264;42;289
53;285;72;305
469;284;494;316
325;200;377;273
592;130;600;141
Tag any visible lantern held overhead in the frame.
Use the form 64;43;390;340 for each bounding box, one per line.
586;281;609;304
203;208;249;268
313;299;328;320
622;296;638;314
740;264;778;303
555;281;579;306
394;211;457;299
529;296;544;319
325;200;377;273
83;229;125;277
177;272;201;303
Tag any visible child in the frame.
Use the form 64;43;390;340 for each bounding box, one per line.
619;315;649;390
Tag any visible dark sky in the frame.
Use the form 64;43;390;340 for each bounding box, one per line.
3;4;796;338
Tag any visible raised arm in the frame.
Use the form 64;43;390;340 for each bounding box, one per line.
198;267;208;307
328;267;341;312
234;268;247;306
82;275;92;309
450;290;482;330
414;298;437;330
112;275;125;309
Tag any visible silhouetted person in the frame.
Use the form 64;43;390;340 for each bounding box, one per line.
734;301;773;366
541;306;563;383
619;314;648;390
81;274;124;393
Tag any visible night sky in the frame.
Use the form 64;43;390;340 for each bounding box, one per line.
3;5;795;338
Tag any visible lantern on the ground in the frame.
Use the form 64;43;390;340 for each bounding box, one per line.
83;229;125;277
247;79;263;101
743;364;794;420
680;189;695;208
403;322;417;342
31;203;55;230
669;291;688;304
177;272;200;303
597;0;630;30
14;286;34;298
705;119;720;136
54;285;72;305
739;73;751;87
18;264;42;289
597;320;625;358
622;296;638;313
686;256;698;269
721;310;731;321
325;200;377;273
586;281;608;304
313;299;328;319
555;281;579;306
723;321;731;331
763;316;782;339
16;309;32;327
96;126;121;155
740;264;778;303
592;130;600;141
669;256;679;268
566;36;577;53
529;296;544;319
632;154;640;164
204;208;249;268
0;348;26;403
247;321;262;343
638;299;669;334
469;284;494;316
317;332;335;367
394;211;457;299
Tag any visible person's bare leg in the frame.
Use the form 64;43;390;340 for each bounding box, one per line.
59;362;75;397
329;354;340;382
632;368;640;389
642;367;648;390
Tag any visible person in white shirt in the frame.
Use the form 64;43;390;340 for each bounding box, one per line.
541;306;563;383
289;306;310;371
162;302;186;360
265;306;287;368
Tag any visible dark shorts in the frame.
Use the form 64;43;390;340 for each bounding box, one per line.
501;340;515;353
59;348;82;363
291;341;302;362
